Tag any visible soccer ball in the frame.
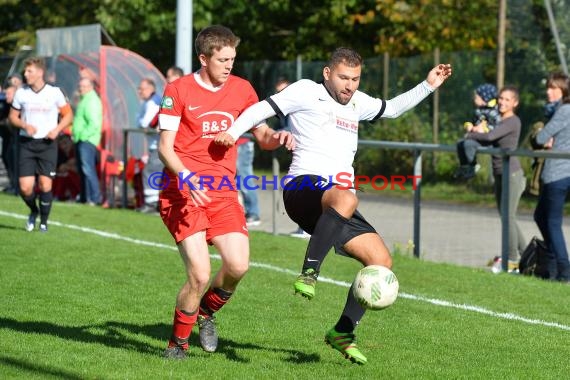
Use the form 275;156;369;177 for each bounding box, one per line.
352;265;399;310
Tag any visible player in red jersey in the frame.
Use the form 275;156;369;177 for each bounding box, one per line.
158;25;294;359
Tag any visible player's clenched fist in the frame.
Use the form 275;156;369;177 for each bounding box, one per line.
214;132;235;147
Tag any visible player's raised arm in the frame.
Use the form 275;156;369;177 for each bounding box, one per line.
382;63;452;119
426;63;452;90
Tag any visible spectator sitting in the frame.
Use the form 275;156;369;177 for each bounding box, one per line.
53;134;80;201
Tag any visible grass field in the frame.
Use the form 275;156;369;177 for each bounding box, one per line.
1;193;569;379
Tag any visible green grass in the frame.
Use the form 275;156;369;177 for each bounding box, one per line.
1;193;569;379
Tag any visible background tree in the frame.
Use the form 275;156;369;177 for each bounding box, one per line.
364;0;499;55
0;0;503;70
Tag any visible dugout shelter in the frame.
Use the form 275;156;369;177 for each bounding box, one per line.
7;24;166;206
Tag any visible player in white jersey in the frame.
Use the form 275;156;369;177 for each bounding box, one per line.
9;57;73;232
215;47;451;364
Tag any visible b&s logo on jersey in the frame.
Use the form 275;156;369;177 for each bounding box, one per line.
198;111;235;138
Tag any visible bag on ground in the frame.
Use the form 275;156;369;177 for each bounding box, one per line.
519;236;550;279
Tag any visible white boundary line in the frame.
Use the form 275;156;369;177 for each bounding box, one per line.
2;209;570;332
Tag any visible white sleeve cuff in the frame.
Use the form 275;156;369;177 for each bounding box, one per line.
158;114;181;131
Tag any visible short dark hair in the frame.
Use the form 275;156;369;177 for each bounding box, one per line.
195;25;240;57
140;78;156;90
546;72;568;92
500;85;519;102
327;47;362;70
545;72;570;104
168;66;184;77
275;77;290;88
24;56;46;71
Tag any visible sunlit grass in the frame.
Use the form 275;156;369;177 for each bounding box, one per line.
1;193;569;379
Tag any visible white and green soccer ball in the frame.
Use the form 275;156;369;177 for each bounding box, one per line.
352;265;399;310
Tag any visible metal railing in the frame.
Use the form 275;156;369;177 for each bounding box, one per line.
120;128;570;273
357;139;570;272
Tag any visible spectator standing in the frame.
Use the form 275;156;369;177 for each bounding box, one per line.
236;135;261;226
234;73;261;227
72;77;102;205
0;84;18;194
533;75;570;282
274;77;310;238
9;56;73;232
529;72;567;196
157;25;293;359
464;86;526;269
166;66;184;83
7;73;23;88
136;78;161;213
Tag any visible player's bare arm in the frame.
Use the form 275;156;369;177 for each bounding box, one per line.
426;64;452;89
252;124;295;151
159;129;211;206
8;108;37;136
47;104;73;140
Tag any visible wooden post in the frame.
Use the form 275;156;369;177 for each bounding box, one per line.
432;48;440;170
497;0;507;90
383;52;389;100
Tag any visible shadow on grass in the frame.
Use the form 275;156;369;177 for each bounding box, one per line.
0;317;320;365
189;335;320;364
0;356;84;380
0;317;164;355
0;223;23;231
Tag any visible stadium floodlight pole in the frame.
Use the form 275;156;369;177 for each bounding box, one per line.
544;0;569;75
176;0;193;74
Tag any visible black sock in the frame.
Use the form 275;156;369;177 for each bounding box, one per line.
334;284;366;333
302;207;349;273
39;191;53;225
22;194;38;215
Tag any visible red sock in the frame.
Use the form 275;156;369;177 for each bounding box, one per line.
168;308;197;349
199;288;233;316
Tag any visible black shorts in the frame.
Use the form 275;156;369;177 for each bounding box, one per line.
283;175;378;255
19;137;58;178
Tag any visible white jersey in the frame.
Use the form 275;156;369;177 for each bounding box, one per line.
268;80;382;181
268;79;434;182
12;84;68;139
227;78;434;184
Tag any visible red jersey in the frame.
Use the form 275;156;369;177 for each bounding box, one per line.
158;73;259;199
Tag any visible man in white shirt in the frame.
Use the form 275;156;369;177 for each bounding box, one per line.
9;57;73;232
215;47;451;364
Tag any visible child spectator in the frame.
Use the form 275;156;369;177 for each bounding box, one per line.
454;83;501;180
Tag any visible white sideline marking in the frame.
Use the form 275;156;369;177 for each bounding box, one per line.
2;210;570;332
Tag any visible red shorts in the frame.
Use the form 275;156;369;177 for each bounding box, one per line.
159;194;248;244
